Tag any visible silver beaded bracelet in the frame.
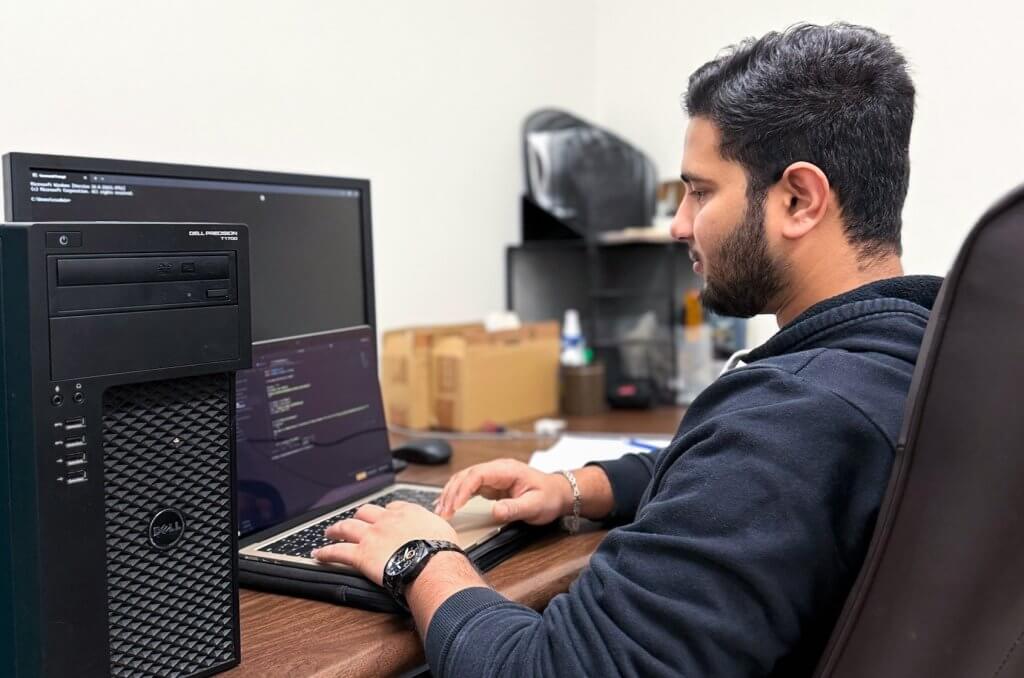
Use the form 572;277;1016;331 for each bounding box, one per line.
558;470;581;534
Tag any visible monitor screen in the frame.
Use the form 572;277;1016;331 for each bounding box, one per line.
234;326;394;537
2;153;374;341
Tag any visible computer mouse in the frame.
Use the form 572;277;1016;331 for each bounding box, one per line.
391;438;453;465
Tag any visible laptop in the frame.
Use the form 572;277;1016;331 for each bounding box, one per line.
236;325;503;572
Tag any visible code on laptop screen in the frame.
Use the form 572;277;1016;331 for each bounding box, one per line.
235;326;393;537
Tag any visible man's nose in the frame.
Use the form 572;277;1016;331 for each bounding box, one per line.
670;201;693;242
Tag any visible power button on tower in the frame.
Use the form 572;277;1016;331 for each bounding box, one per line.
46;232;82;248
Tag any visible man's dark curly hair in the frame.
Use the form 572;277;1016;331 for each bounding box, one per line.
685;23;915;259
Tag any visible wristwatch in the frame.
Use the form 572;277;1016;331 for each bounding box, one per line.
382;539;464;610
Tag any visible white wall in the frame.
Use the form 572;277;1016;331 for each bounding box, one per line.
0;0;597;333
593;0;1024;345
3;2;1021;346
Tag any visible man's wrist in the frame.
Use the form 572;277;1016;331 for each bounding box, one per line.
406;550;487;633
554;469;583;515
558;472;576;516
549;466;615;521
383;539;462;609
573;465;615;520
557;470;582;533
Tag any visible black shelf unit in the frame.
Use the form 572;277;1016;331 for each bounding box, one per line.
506;238;697;402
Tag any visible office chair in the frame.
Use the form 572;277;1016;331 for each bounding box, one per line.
814;184;1024;677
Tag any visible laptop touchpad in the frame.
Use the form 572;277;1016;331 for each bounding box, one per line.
451;495;503;550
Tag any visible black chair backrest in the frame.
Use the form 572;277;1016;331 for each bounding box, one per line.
815;185;1024;677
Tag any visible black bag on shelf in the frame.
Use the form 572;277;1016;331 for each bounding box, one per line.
522;109;657;240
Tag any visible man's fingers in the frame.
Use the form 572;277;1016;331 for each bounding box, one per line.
312;542;358;566
436;470;470;516
436;472;469;518
444;463;520;518
354;503;385;522
435;460;528;518
324;518;369;542
445;469;489;518
493;492;542;523
434;473;457;513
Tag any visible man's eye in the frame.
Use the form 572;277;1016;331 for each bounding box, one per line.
692;190;707;203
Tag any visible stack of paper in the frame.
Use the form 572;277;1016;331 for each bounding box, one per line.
528;434;673;473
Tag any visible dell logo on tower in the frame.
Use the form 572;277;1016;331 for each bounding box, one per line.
148;508;186;549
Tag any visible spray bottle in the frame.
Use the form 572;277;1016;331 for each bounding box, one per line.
560;309;587;367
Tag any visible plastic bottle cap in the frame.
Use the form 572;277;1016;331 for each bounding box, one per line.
684;291;703;327
562;309;582;337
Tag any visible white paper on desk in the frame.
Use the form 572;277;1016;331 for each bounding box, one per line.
528;434;673;473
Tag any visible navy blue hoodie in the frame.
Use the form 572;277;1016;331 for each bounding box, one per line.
425;275;943;677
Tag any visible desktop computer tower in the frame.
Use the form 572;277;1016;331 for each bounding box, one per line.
0;222;252;677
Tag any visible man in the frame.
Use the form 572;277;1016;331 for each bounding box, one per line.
315;22;943;676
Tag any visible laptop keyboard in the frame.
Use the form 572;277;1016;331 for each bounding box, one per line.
257;488;440;559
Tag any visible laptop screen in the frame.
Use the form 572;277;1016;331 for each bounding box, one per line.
235;326;394;537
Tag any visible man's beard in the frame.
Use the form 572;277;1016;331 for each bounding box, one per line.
699;194;786;318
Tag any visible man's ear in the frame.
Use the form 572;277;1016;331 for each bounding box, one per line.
775;161;831;240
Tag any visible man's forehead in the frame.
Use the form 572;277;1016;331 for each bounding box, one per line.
684;117;720;152
681;117;737;183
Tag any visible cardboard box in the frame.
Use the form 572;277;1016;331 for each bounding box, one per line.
380;323;483;429
433;322;560;431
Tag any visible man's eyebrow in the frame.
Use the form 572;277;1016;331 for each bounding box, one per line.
680;171;713;185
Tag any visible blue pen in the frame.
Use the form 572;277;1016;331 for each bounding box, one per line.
627;438;661;452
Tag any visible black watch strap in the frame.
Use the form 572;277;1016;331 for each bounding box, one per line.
383;539;464;610
424;539;462;554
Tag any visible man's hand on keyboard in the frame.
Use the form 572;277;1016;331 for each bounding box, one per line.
434;458;574;524
312;501;458;586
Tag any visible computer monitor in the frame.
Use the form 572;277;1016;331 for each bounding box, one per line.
2;153;375;341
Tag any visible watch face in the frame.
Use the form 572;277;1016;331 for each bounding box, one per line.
385;540;427;579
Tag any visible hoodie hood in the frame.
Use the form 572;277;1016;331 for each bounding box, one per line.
746;275;944;364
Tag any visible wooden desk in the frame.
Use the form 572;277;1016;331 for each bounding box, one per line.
227;407;683;677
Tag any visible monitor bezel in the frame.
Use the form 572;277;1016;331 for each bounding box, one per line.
2;151;376;331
